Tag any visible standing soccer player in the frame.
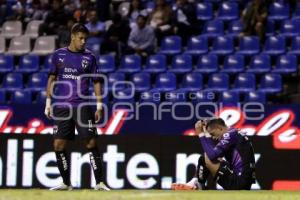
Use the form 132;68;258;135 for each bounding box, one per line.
172;118;256;190
44;23;109;190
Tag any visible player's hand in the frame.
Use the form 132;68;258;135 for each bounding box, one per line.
44;106;52;119
195;120;206;135
44;98;52;119
95;109;102;123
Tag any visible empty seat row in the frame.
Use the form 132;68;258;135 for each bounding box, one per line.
0;90;46;104
0;54;51;73
0;20;43;39
160;35;300;56
1;72;282;94
116;90;266;104
0;89;266;105
1;72;47;91
104;72;282;94
0;35;55;56
99;54;298;74
1;53;296;76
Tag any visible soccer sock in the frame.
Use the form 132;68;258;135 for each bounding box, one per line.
89;148;103;184
55;151;70;186
196;154;209;187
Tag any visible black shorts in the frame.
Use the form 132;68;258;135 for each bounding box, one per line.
52;105;97;140
214;161;253;190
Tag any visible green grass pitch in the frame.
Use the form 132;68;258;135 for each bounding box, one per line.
0;190;299;200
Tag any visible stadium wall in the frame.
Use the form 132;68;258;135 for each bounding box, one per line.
0;104;300;190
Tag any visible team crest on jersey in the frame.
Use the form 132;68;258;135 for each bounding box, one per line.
81;59;89;69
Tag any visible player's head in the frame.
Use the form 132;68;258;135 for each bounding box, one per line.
205;118;228;139
70;23;89;51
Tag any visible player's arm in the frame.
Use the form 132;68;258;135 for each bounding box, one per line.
201;130;237;161
93;80;102;123
44;74;57;119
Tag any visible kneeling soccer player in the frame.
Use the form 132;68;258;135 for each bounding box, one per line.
172;118;256;190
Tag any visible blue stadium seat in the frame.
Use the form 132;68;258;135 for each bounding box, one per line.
258;74;282;93
86;37;101;56
266;20;275;36
169;54;192;74
205;73;229;92
98;54;115;73
289;36;300;55
17;55;39;73
228;20;244;37
118;55;141;73
107;73;126;91
152;73;177;92
196;2;213;21
144;54;167;73
280;19;300;37
221;54;245;74
179;73;203;92
36;90;47;104
140;91;161;103
159;36;182;55
210;36;234;55
219;91;240;105
236;36;260;55
244;91;266;103
0;90;6;104
165;90;186;102
0;54;14;73
273;54;297;74
145;1;155;13
195;54;218;73
113;90;135;104
11;90;32;104
202;20;224;38
3;73;23;91
263;36;286;55
268;2;290;20
41;54;52;72
217;2;239;21
28;73;48;92
232;73;256;92
131;72;151;92
190;91;216;103
247;54;271;74
184;36;208;55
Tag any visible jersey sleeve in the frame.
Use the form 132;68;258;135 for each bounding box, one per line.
200;129;238;161
49;52;58;76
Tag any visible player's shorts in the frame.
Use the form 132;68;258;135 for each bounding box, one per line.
214;160;253;190
52;105;97;140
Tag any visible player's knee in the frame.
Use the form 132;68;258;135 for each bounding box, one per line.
85;138;97;149
53;140;66;151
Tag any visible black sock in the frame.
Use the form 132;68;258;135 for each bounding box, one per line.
55;151;70;186
196;154;209;188
89;148;103;184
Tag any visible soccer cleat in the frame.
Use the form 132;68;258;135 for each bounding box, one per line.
94;182;110;191
171;178;202;190
49;183;73;191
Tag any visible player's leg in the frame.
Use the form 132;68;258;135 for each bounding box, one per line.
204;153;248;190
50;107;75;190
195;154;210;188
204;153;220;177
75;105;109;190
171;154;209;190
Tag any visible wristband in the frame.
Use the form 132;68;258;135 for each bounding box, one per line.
46;98;51;108
96;102;102;110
